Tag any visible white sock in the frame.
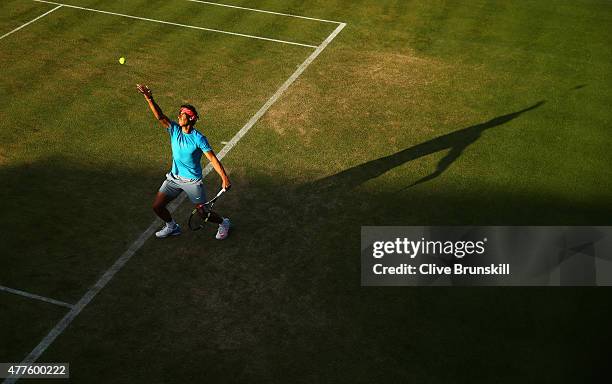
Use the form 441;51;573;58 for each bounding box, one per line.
166;219;176;228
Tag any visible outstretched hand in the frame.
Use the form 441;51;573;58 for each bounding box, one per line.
136;84;153;99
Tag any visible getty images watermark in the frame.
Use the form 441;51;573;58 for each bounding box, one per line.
371;236;509;276
361;226;612;286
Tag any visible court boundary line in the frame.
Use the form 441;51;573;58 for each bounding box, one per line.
0;4;61;40
0;285;74;309
187;0;342;24
32;0;318;48
3;3;346;380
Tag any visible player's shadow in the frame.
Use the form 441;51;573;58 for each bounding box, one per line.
311;101;545;192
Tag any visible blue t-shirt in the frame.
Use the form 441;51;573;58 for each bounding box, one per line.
167;122;212;179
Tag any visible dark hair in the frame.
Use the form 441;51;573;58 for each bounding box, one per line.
180;104;199;123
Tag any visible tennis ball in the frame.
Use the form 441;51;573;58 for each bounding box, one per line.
119;57;125;65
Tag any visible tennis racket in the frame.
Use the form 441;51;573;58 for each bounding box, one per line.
188;187;228;231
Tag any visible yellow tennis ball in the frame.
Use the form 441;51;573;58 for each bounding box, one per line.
119;57;125;64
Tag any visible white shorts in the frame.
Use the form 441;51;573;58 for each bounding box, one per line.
159;172;207;204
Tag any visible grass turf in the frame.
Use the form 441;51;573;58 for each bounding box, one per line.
0;0;610;382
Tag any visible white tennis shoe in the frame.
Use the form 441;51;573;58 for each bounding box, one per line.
216;218;231;240
156;223;181;238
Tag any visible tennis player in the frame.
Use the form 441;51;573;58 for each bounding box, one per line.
137;84;231;239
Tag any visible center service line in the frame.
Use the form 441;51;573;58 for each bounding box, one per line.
4;20;346;384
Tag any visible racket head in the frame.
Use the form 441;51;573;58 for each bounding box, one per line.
188;188;226;232
188;207;206;231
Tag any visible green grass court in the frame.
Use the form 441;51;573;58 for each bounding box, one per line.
1;0;611;382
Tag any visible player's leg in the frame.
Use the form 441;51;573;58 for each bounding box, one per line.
154;177;182;238
196;204;230;240
152;192;173;222
195;204;223;225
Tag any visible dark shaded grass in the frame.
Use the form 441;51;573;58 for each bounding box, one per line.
0;158;162;302
34;160;611;383
0;294;67;363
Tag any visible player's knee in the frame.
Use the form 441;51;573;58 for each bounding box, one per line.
152;200;166;212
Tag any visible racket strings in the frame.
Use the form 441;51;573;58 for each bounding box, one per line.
189;202;215;230
188;188;226;231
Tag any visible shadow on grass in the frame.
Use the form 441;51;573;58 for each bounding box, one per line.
60;163;609;383
1;149;610;382
0;156;164;302
311;101;545;192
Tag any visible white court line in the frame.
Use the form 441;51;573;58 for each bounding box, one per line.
0;285;74;309
32;0;317;48
3;19;346;384
215;22;347;160
188;0;342;24
0;5;61;40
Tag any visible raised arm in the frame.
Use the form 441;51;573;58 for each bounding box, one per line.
136;84;171;128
